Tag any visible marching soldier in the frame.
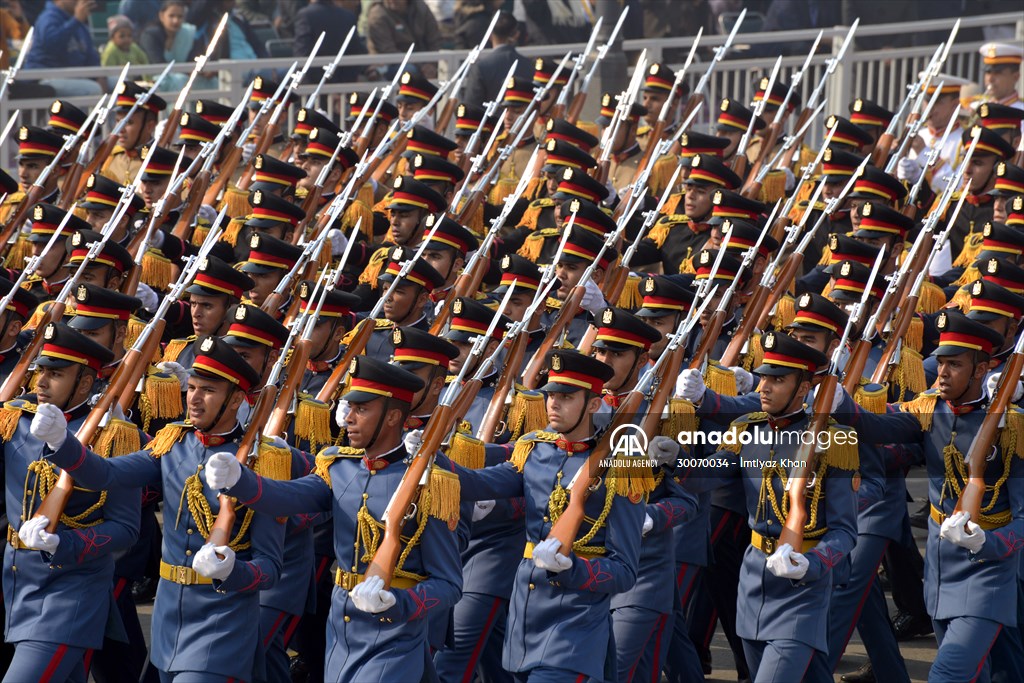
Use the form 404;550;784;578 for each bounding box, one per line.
606;102;649;197
548;226;616;345
363;248;446;361
69;283;141;381
294;282;361;399
0;276;37;376
848;98;896;154
2;323;140;682
897;74;972;194
204;356;463;682
977;103;1024;147
395;70;439;125
442;296;511;432
14;126;66;206
19;204;87;301
238;232;304;313
716;99;765;167
78;174;146;245
100;82;167;185
417;214;478;308
33;335;286;682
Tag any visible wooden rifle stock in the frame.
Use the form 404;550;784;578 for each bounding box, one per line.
744;123;781;194
547;390;646;553
370;134;409;184
755;251;804;330
172;168;212;240
429;257;492;335
314;318;377;403
118;318;168;413
435;99;458;134
688;309;725;371
477;331;530;442
778;373;838;551
59;163;85;210
955;348;1024;520
266;338;313;437
292;185;326;245
522;286;585;389
779;107;814;171
841;338;875;394
75;134;119;200
640;338;687;437
36;318;169;532
719;284;772;367
870;292;920;385
159;108;183;148
204;144;245;206
566;91;587;125
871;132;897;168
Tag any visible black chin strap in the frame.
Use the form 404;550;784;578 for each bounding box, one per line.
208;386;239;432
564;392;591;435
314;320;339;361
57;366;86;412
365;398;392;451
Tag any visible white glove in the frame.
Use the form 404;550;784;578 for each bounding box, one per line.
242;141;256;164
192;543;235;580
782;167;796;192
18;516;60;553
137;283;159;313
642;513;654;536
729;366;754;394
830;386;846;414
765;543;810;580
197;204;218;225
580;279;607;317
472;500;496;522
158;361;189;392
939;511;986;554
147;229;166;250
204;452;242;490
649;435;680;466
30;402;68;450
676;368;706;404
897;157;923;183
263;435;289;450
327;228;347;257
403;428;423;455
531;537;573;573
349;574;397;614
335;399;351;428
986;373;1024;403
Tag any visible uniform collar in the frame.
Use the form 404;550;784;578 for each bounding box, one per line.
766;408;807;431
947;394;986;416
363;443;408;471
194;422;244;447
554;434;596;454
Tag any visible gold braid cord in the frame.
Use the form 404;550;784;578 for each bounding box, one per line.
940;440;1012;528
545;471;613;556
756;458;829;540
352;493;428;582
23;460;106;529
177;467;254;552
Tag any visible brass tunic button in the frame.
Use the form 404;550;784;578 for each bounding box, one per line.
528;583;535;590
344;616;351;622
542;516;549;523
186;529;193;535
185;550;192;556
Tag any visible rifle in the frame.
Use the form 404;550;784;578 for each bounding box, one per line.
365;288;512;589
899;96;959;219
292;125;352;243
59;98;111;209
234;64;300;193
600;184;662;304
2;105;100;249
777;20;858;173
546;293;714;555
0;173;146;401
734;56;781;179
595;50;649;184
305;26;356;109
74;62;176;201
353;45;414;157
274;218;361;324
745;103;826;203
455;108;536;222
0;202;78;315
454;67;513;177
158;13;229;148
436;12;499;132
870;88;914;168
566;8;630;124
0;26;31;103
550;16;603;122
838;248;887;392
35;244;213;533
955;327;1024;522
200;80;261;205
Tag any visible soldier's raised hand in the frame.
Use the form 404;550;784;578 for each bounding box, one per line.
675;368;706;404
939;511;986;554
729;366;754;395
350;575;397;614
403;429;424;455
335;399;351;427
472;500;496;522
205;452;241;490
986;373;1024;403
18;516;59;553
531;538;572;573
192;543;235;580
766;543;809;580
649;436;680;466
580;279;607;317
30;402;68;450
158;361;190;392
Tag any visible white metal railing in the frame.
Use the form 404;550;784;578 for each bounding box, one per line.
1;10;1021;168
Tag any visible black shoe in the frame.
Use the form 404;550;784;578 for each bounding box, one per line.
290;655;309;683
909;502;929;529
841;662;875;682
892;610;933;640
131;577;157;604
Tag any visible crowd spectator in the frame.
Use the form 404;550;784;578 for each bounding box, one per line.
140;0;215;92
462;10;532;108
517;0;592;46
294;0;367;84
236;0;277;26
117;0;160;29
0;0;30;70
365;0;441;78
16;0;42;23
452;0;503;49
273;0;309;39
23;0;103;97
101;14;148;66
187;0;273;80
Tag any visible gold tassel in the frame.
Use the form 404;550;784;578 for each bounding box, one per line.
253;437;292;480
661;193;684;217
342;200;374;242
758;170;787;204
895;346;927;398
463;199;484;237
950;286;972;313
143;372;184;420
899;390;938;431
649;156;679;197
125;317;146;352
517;233;544;263
145;423;188;457
821;425;859;471
772;294;797;329
721;419;751;454
647;219;672;249
1001;408;1024;459
917;281;947;314
507;386;548;440
904;315;924;353
952;234;983;269
447;431;486;469
953;265;980;289
518;201;547;231
510;436;537;472
221;217;246;247
791;177;816;220
3;235;32;269
853;381;888;415
142;249;174;290
609;461;656;498
222;186;252;219
487;177;518;206
24;302;54;332
705;362;738;397
0;402;25;441
93;419;141;457
161;337;192;363
314;450;337;487
817;244;833;267
746;332;765;372
357;246;390;287
294;397;333;454
663;398;698;437
524;176;545;201
356;182;375;208
426;466;461;527
616;274;642;310
190;223;210;248
371;193;392;215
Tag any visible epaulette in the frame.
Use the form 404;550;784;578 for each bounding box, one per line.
529;197;555;210
853;379;888;415
448;431;485;469
1001;407;1024;459
294;396;333;453
719;412;768;454
917;281;947;315
664;398;698;437
517;228;559;261
545;296;562;310
374;318;393;330
820;421;859;471
93;418;142;458
0;398;36;441
899;389;939;431
952;231;984;269
314;445;364;487
145;422;190;457
110;144;127;155
425;465;461;529
5;191;25;203
162;335;196;363
357;245;391;286
518;198;557;233
510;430;559;472
253;435;292;481
608;460;656;500
221;214;247;246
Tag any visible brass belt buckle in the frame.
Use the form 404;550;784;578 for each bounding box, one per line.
177;565;189;585
762;536;777;554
